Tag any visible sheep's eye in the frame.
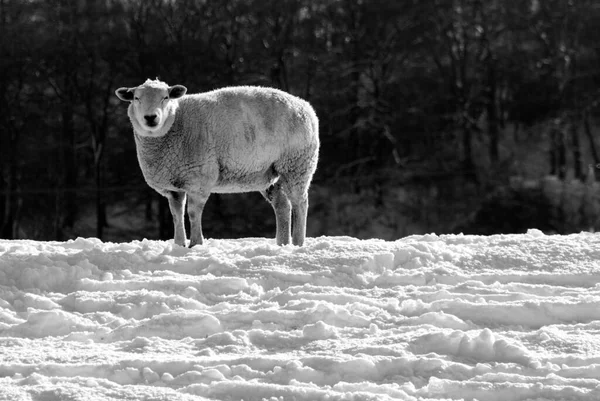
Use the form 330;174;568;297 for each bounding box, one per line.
163;96;169;101
134;97;140;101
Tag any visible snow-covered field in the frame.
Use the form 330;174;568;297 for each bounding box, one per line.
2;230;600;400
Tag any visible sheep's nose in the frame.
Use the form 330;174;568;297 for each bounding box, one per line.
144;114;157;124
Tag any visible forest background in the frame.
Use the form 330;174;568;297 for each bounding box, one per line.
2;0;600;242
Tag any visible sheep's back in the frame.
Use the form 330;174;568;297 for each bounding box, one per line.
181;86;318;172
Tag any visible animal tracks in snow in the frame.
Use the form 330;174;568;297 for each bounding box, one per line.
2;231;600;399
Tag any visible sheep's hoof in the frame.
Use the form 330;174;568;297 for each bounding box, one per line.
173;237;186;247
188;239;203;248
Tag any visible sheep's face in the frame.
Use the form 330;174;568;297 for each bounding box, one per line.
116;79;187;135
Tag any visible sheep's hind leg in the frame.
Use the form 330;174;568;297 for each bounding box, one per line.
261;182;291;245
287;186;308;247
166;191;187;246
187;191;210;247
278;151;318;247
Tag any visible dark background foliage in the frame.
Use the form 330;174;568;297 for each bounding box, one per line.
2;0;600;242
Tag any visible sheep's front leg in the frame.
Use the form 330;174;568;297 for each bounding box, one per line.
167;191;187;246
187;191;210;247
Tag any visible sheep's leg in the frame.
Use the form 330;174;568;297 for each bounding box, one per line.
278;151;318;247
286;188;308;247
187;191;210;247
261;182;291;245
166;191;187;246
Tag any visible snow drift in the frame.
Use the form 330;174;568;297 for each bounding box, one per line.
2;230;600;400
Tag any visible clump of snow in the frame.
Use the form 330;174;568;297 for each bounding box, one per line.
302;321;338;340
527;228;545;237
2;233;600;400
411;327;538;367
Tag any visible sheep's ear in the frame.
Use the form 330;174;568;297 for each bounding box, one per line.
169;85;187;99
116;87;135;102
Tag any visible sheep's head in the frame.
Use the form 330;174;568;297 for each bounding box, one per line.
116;79;187;136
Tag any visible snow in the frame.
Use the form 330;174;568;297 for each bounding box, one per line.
2;231;600;400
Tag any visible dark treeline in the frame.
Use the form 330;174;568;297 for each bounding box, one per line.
2;0;600;241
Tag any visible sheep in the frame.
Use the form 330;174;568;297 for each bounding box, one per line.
115;79;319;247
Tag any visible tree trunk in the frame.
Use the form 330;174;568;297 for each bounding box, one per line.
55;1;79;235
487;61;499;165
159;197;171;240
571;119;582;180
584;110;599;168
145;188;153;221
0;162;4;236
304;56;316;101
61;79;78;232
94;147;107;239
550;129;557;176
462;121;477;184
1;127;20;238
554;124;567;180
8;129;20;238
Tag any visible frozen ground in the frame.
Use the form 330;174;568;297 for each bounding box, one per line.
2;230;600;400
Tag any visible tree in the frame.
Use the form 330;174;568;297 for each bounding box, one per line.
0;0;33;238
77;0;128;238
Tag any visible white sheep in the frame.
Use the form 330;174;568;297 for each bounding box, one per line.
115;79;319;247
